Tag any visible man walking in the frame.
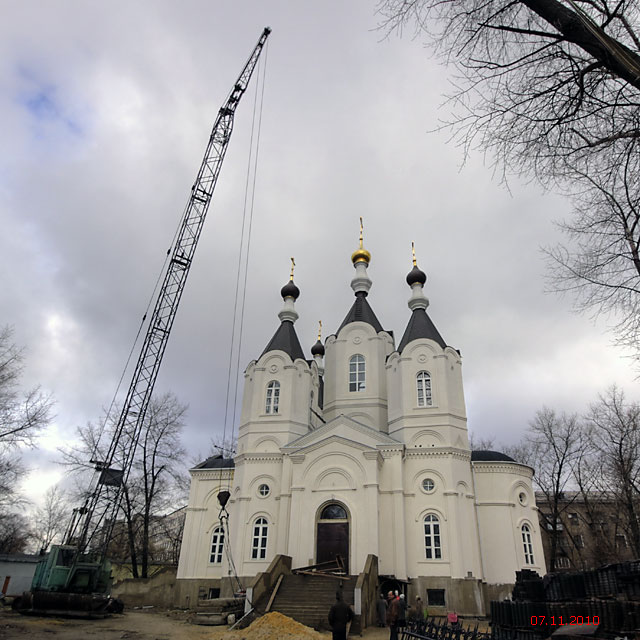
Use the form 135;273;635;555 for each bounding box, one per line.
328;590;353;640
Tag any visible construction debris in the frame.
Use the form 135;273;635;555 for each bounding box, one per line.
220;611;325;640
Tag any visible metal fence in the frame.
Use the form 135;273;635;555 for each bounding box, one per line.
401;617;491;640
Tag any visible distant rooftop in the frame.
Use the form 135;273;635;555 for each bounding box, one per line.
193;454;235;469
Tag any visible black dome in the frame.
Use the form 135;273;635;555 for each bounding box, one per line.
471;450;516;463
311;339;325;356
281;280;300;300
406;265;427;286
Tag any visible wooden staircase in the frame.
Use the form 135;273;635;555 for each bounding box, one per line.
268;573;359;632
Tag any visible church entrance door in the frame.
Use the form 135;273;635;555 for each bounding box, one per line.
316;503;349;573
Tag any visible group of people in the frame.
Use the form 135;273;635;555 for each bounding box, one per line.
376;591;427;639
328;588;428;640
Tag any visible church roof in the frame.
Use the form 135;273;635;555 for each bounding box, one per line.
261;320;306;362
193;454;235;469
337;292;384;334
397;308;446;352
470;450;516;463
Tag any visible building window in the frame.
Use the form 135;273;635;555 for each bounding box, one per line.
421;478;435;493
575;534;585;549
416;371;433;407
427;589;445;606
522;524;535;565
258;484;270;497
265;381;280;414
210;526;224;564
616;534;628;549
320;504;348;520
556;556;570;569
251;517;268;559
424;514;442;559
349;355;365;392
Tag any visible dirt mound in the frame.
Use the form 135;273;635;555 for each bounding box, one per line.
221;611;324;639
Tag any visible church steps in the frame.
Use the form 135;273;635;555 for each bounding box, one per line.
267;574;358;631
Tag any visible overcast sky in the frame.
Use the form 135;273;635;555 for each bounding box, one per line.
2;1;638;508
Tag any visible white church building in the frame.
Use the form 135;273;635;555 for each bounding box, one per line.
176;231;545;613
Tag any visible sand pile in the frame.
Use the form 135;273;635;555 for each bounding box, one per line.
220;611;325;640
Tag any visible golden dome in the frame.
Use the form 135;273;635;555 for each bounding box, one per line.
351;248;371;264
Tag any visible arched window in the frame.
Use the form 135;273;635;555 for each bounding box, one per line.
522;524;535;565
416;371;433;407
320;504;348;520
349;355;365;392
424;514;442;559
265;381;280;414
210;526;224;564
251;517;268;559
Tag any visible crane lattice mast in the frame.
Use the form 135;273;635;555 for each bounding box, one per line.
69;27;271;558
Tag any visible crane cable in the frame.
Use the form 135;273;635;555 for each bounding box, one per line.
217;39;269;606
220;40;268;473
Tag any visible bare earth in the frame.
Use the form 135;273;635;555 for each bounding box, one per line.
0;608;394;640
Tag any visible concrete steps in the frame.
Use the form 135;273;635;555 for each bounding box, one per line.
269;573;358;632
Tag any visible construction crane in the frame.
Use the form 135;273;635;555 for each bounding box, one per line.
15;27;271;617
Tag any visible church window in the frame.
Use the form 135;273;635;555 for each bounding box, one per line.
251;517;268;559
349;355;365;392
522;524;535;564
265;381;280;414
258;483;270;497
416;371;433;406
320;504;348;520
424;514;442;559
210;526;224;564
421;478;435;493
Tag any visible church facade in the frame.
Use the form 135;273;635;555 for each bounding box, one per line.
176;233;545;613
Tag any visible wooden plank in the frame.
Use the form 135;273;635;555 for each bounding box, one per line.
265;573;283;612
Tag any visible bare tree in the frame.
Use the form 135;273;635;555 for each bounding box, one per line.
32;485;70;553
60;392;188;578
513;408;584;571
584;385;640;555
0;326;53;551
377;0;640;358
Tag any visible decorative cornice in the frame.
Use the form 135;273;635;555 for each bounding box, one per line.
363;450;381;461
379;448;404;459
290;454;306;464
235;453;283;464
189;469;234;481
472;462;532;477
405;447;470;461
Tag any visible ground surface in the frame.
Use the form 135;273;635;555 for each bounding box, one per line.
0;607;395;640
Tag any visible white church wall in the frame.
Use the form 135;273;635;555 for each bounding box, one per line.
177;468;234;580
473;462;545;584
323;322;393;429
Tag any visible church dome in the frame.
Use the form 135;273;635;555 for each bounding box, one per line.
311;339;325;356
406;265;427;286
280;279;300;300
470;450;516;463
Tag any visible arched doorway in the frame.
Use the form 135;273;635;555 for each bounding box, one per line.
316;502;349;573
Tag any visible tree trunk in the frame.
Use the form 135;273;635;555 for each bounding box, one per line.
141;507;150;579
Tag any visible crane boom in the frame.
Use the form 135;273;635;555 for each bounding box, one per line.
72;27;271;558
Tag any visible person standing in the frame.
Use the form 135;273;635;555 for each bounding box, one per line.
376;593;387;627
398;593;407;628
387;590;400;640
328;590;353;640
